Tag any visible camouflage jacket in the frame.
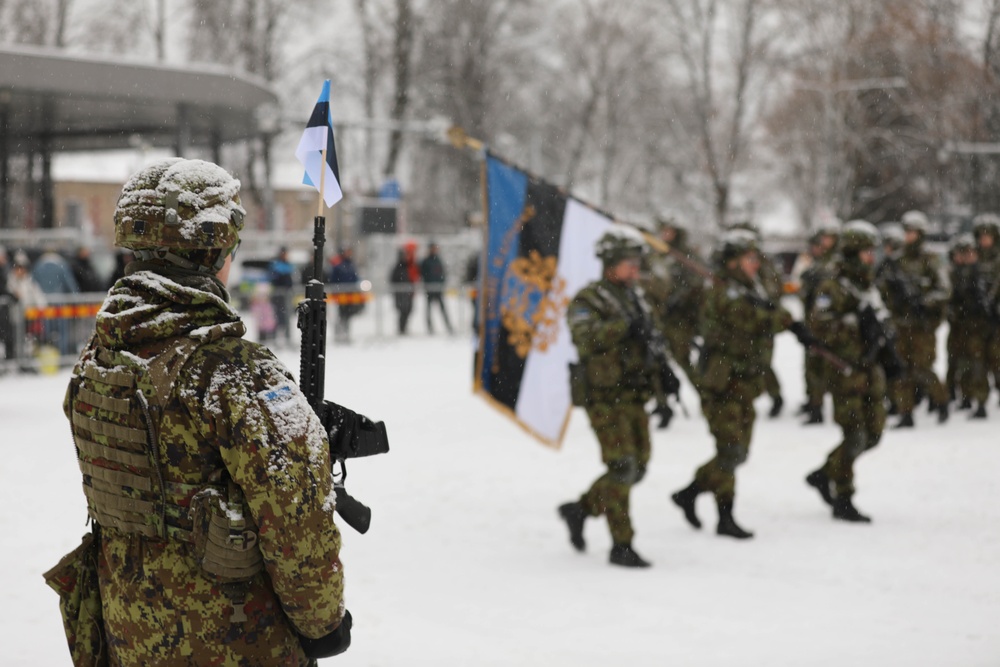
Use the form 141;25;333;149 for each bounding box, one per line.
698;267;791;395
880;243;950;325
799;251;837;312
63;266;344;666
809;271;890;369
568;278;655;404
949;263;992;323
643;241;705;322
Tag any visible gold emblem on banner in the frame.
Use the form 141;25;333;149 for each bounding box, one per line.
500;249;568;358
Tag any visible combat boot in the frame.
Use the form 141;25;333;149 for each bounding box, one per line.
959;397;973;411
558;502;587;552
893;412;915;428
769;395;784;418
671;482;703;529
970;402;987;420
802;405;823;425
716;499;754;539
937;403;949;424
805;469;835;506
832;495;871;523
609;543;651;568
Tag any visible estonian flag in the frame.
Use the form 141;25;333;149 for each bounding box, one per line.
475;153;615;447
295;79;343;207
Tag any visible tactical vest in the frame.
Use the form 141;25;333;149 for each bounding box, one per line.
67;328;263;592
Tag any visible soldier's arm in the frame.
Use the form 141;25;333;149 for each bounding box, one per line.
568;292;629;355
192;344;346;640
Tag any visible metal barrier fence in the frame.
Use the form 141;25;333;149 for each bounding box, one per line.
0;283;478;375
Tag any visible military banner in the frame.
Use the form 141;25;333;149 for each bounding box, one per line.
475;153;614;447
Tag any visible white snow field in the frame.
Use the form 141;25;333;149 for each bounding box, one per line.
3;302;999;666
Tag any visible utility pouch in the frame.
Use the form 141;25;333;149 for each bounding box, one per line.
43;531;108;667
189;485;263;585
568;362;587;406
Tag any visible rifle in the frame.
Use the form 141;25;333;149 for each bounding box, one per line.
881;257;925;318
625;288;682;428
858;302;905;380
656;245;854;376
298;215;390;534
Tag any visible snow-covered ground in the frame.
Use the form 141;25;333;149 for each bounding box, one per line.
3;297;999;666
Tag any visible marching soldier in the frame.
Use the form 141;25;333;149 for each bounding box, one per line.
642;216;705;386
805;221;900;523
47;159;350;665
558;228;663;568
973;213;1000;404
792;222;840;424
946;234;990;417
879;210;950;427
671;230;810;539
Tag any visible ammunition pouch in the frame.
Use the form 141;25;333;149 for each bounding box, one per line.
568;362;588;406
43;530;108;667
189;484;263;585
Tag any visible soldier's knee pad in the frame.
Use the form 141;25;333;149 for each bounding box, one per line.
608;457;640;485
634;462;648;484
718;443;747;473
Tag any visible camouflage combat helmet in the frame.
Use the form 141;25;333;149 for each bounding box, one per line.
114;158;246;273
950;232;976;253
900;210;929;234
972;212;1000;238
839;219;879;255
718;228;758;263
880;222;905;247
727;219;762;240
595;227;647;266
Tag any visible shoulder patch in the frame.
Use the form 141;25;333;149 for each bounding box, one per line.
815;294;832;310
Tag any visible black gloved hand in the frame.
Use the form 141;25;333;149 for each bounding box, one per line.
299;610;353;659
788;321;818;347
628;316;652;341
652;403;674;429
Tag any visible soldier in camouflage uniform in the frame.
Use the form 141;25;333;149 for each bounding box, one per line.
642;216;704;385
558;228;660;568
49;159;350;666
973;214;1000;405
671;230;808;539
728;221;786;417
791;223;840;424
805;221;897;522
878;210;950;427
946;234;991;417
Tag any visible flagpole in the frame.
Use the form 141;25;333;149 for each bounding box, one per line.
318;147;328;218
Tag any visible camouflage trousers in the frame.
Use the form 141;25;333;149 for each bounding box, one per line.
763;338;781;399
804;348;832;407
948;320;990;403
695;381;757;502
988;333;1000;394
580;401;651;545
890;322;947;412
822;365;886;497
664;319;698;384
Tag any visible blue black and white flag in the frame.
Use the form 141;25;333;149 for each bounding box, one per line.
295;79;343;207
475;153;615;447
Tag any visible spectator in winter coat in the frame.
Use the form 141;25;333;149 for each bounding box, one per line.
32;249;79;356
390;245;418;335
70;246;103;294
327;247;364;343
268;247;296;347
420;241;453;334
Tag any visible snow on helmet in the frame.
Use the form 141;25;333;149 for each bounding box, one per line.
114;158;246;272
880;222;905;247
972;212;1000;237
950;233;976;253
900;210;929;234
718;228;758;263
839;219;879;254
595;226;647;266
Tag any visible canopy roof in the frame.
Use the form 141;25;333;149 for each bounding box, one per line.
0;44;278;153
